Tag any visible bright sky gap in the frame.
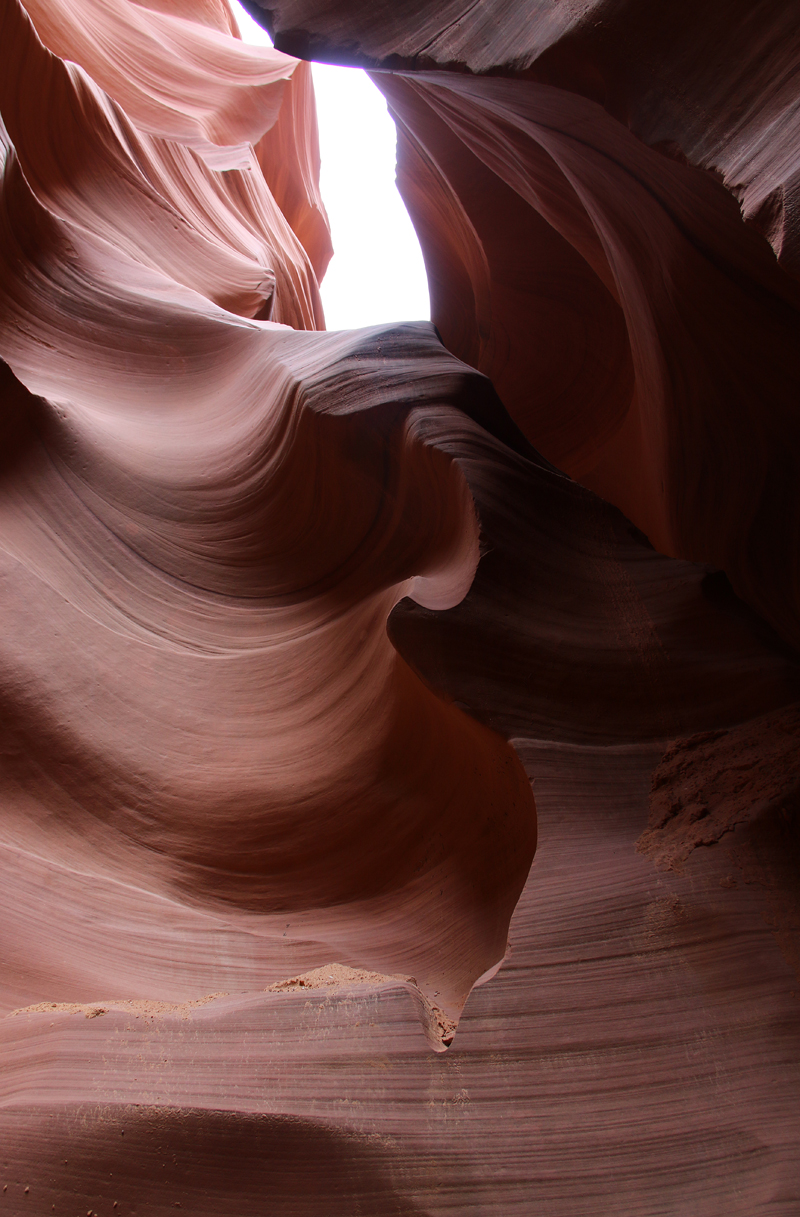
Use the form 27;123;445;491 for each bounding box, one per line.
232;1;431;330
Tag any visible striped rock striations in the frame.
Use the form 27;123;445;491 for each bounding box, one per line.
2;0;800;1214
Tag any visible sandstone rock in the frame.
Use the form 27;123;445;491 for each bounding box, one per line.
1;0;799;1212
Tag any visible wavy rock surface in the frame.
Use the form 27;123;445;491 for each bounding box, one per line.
2;0;800;1214
260;0;800;652
0;0;539;1041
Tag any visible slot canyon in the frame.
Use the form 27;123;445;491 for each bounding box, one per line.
0;0;799;1212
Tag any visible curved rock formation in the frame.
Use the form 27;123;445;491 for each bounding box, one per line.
0;0;538;1041
257;0;800;649
380;69;800;656
2;0;800;1213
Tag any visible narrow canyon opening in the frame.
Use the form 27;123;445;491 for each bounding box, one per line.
233;0;430;329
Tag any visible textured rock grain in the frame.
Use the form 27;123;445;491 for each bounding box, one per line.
2;0;800;1212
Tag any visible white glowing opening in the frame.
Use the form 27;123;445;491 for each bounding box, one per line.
232;1;431;330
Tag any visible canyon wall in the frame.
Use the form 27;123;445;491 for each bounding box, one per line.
1;0;799;1212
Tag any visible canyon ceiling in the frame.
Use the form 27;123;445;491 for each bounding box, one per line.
1;0;799;1212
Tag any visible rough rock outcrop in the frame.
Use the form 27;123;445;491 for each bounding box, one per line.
2;0;800;1213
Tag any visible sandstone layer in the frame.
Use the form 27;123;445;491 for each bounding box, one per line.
2;0;800;1213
